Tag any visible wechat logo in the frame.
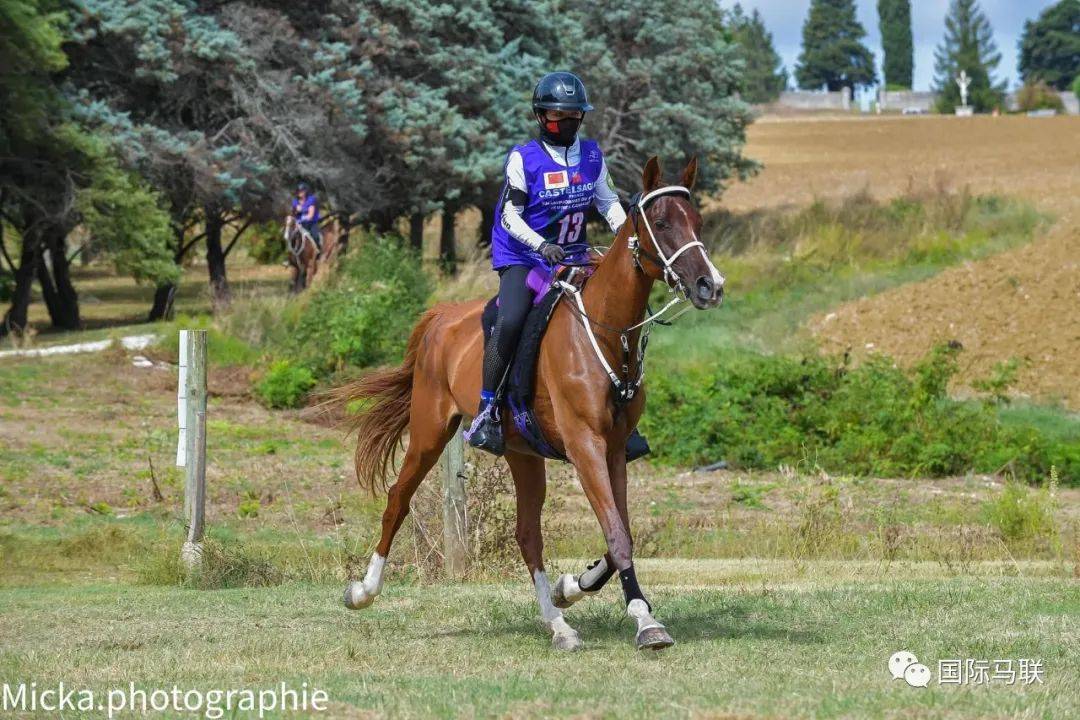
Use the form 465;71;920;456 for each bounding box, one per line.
889;650;931;688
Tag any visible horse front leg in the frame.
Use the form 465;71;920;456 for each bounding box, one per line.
563;430;674;650
505;450;582;651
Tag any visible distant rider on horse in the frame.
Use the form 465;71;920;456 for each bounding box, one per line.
464;71;648;459
292;182;321;252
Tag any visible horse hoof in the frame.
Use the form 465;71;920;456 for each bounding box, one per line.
343;582;375;610
636;625;675;651
552;631;583;652
551;574;578;609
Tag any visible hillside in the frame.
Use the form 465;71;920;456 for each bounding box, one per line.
726;115;1080;407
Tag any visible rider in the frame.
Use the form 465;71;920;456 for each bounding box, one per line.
464;71;648;459
291;182;321;251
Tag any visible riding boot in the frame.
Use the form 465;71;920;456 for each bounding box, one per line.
625;428;651;462
464;391;505;456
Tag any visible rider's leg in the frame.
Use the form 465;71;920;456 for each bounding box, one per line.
465;264;533;455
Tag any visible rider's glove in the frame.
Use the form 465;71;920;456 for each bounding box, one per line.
538;242;565;264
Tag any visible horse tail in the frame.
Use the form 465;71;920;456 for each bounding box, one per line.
323;308;440;494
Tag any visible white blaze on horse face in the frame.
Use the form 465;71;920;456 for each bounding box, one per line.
676;204;725;288
343;552;385;610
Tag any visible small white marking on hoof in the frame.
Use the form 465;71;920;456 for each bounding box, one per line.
343;552;385;610
627;598;675;650
636;625;675;651
552;573;586;609
552;630;583;652
343;581;375;610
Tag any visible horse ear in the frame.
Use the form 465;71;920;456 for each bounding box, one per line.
680;156;698;191
642;156;663;192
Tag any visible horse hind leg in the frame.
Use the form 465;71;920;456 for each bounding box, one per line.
504;450;582;651
344;409;460;610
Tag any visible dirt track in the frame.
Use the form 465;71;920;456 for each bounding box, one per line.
726;115;1080;407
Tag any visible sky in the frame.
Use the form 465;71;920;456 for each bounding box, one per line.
720;0;1059;92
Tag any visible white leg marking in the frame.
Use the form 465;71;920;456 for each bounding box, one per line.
553;556;608;607
344;552;385;610
553;573;586;606
627;598;664;634
534;570;582;651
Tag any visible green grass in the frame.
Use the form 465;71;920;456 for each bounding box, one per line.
0;561;1076;718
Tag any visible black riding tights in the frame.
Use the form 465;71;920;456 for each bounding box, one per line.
482;265;534;395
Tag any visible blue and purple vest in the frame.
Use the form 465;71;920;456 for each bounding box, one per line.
491;138;604;270
292;195;319;228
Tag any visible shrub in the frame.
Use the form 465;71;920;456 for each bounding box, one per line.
980;476;1058;545
639;344;1079;484
1015;81;1065;112
282;236;431;373
255;360;316;409
245;220;288;264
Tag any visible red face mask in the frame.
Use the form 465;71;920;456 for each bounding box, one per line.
538;114;582;146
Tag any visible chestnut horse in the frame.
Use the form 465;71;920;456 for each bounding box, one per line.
283;215;319;292
334;157;724;650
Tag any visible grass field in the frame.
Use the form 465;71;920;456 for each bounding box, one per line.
3;114;1079;719
2;561;1077;718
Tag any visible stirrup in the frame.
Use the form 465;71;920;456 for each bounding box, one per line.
464;404;504;456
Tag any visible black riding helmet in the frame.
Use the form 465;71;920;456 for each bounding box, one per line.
533;72;593;147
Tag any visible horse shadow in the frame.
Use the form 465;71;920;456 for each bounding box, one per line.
404;589;828;648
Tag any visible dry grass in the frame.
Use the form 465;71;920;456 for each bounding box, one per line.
719;114;1080;407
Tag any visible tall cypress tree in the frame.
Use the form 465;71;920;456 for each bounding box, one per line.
878;0;913;89
730;4;788;103
795;0;877;92
933;0;1006;113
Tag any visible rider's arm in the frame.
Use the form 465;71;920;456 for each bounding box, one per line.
593;159;627;234
304;202;316;222
500;151;547;251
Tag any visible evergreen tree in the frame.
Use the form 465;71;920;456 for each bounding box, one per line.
0;0;175;335
560;0;756;196
795;0;877;92
878;0;913;89
1018;0;1080;91
730;3;788;103
933;0;1005;113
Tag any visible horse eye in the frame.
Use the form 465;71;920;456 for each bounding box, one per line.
654;219;670;230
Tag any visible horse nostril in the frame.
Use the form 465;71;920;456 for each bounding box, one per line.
695;276;714;301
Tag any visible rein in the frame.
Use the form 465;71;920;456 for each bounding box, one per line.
555;185;699;404
284;221;315;259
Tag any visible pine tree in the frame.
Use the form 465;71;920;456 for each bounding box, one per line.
560;0;757;196
1018;0;1080;91
730;3;788;103
795;0;877;92
878;0;913;89
933;0;1005;113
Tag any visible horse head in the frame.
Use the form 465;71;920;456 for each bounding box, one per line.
630;156;725;309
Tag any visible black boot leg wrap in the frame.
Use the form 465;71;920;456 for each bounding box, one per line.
578;557;616;592
618;565;651;613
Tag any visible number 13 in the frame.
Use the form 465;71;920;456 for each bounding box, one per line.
556;211;584;245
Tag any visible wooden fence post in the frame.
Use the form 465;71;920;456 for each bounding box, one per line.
441;426;467;578
178;330;208;569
